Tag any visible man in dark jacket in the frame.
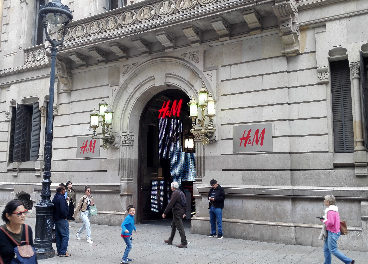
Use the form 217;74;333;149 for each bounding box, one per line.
52;186;70;257
162;181;187;248
208;179;225;239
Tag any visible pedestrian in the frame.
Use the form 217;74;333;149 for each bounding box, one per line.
59;183;68;200
162;181;187;248
0;199;38;264
65;181;76;221
208;179;225;239
73;185;94;244
320;195;354;264
120;205;137;264
52;185;71;257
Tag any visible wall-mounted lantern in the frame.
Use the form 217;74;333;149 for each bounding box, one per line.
89;100;115;149
188;82;216;145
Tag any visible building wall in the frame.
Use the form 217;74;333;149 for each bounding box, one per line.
1;0;368;250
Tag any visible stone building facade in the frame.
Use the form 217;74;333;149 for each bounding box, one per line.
1;0;368;251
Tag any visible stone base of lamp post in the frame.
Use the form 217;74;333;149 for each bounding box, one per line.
34;203;55;259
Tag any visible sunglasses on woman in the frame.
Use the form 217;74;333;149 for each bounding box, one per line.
12;210;28;216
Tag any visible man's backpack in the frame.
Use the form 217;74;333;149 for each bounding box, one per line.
179;190;186;208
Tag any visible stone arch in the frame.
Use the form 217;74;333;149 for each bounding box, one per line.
114;57;212;208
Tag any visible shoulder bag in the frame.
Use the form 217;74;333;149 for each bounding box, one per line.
340;221;348;235
0;224;37;264
89;204;98;216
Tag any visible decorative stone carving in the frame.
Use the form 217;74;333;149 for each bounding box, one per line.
122;63;139;75
182;25;202;46
156;31;175;49
40;106;46;117
317;67;329;84
211;17;230;41
197;0;216;5
181;51;199;63
137;6;155;21
24;45;48;66
157;0;176;16
87;20;102;35
5;111;10;122
243;9;262;30
350;62;360;79
119;11;137;25
121;132;134;146
176;0;197;11
273;0;300;56
105;15;119;30
56;59;73;91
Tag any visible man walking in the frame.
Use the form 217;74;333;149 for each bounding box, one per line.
52;185;71;257
208;179;225;239
162;182;187;248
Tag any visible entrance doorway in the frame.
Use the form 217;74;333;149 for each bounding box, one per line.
138;88;195;222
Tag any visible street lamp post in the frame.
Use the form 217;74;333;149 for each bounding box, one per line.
34;0;72;259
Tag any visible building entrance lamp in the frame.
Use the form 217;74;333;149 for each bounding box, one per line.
35;0;72;259
90;101;115;150
188;82;216;145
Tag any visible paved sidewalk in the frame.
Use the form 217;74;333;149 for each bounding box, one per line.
24;217;365;264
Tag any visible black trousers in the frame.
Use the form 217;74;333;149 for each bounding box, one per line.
169;213;187;245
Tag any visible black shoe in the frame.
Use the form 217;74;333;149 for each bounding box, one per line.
176;244;187;248
217;234;223;239
164;240;172;245
208;234;216;237
351;260;355;264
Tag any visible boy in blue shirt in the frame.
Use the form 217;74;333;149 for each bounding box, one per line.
120;205;137;264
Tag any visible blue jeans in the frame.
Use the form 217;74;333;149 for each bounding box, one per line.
324;231;353;264
78;211;91;239
209;206;222;235
55;219;69;254
122;236;132;261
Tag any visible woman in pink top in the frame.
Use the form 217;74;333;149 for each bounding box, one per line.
321;195;354;264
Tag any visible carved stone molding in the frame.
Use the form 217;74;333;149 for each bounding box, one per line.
211;17;230;41
5;111;10;122
40;106;46;117
273;0;300;56
121;132;134;146
88;47;107;62
131;38;150;53
24;45;48;66
317;67;329;84
122;62;139;75
56;59;73;91
243;9;262;30
156;31;175;50
350;62;360;79
182;25;202;46
156;0;176;16
181;51;199;64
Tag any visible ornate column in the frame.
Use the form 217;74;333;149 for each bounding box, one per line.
119;132;135;208
194;135;205;183
350;62;367;176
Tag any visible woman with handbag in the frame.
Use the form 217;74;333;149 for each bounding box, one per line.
66;181;76;221
320;195;354;264
0;199;37;264
73;186;94;244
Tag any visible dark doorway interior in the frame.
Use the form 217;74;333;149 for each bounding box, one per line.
138;88;195;222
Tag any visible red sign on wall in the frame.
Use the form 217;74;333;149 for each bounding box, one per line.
158;99;183;119
233;124;273;152
76;137;100;158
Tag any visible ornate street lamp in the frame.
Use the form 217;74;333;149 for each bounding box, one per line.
189;82;216;145
35;0;72;259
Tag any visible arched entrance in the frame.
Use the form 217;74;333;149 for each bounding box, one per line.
112;57;214;222
138;88;194;221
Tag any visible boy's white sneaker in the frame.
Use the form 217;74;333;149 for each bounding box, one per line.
87;239;93;244
75;233;80;240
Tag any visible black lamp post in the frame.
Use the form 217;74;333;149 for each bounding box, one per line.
34;0;72;259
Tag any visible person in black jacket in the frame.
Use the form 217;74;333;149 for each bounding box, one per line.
208;179;225;239
162;181;187;248
52;185;70;257
0;199;37;264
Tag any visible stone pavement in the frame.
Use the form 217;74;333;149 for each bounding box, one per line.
24;217;366;264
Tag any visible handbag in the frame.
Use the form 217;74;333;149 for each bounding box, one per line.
89;204;98;216
340;220;348;235
0;224;37;264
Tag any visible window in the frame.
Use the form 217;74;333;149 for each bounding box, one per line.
35;0;46;45
330;60;354;153
108;0;126;10
9;102;41;162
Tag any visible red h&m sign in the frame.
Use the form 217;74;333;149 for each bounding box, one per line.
76;137;100;158
158;99;182;119
233;123;273;153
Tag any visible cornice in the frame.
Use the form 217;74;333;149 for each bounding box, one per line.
297;0;353;10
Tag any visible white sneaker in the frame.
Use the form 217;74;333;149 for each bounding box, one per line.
87;239;93;244
75;233;80;240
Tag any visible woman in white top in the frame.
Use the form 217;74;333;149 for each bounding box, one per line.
73;186;94;244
